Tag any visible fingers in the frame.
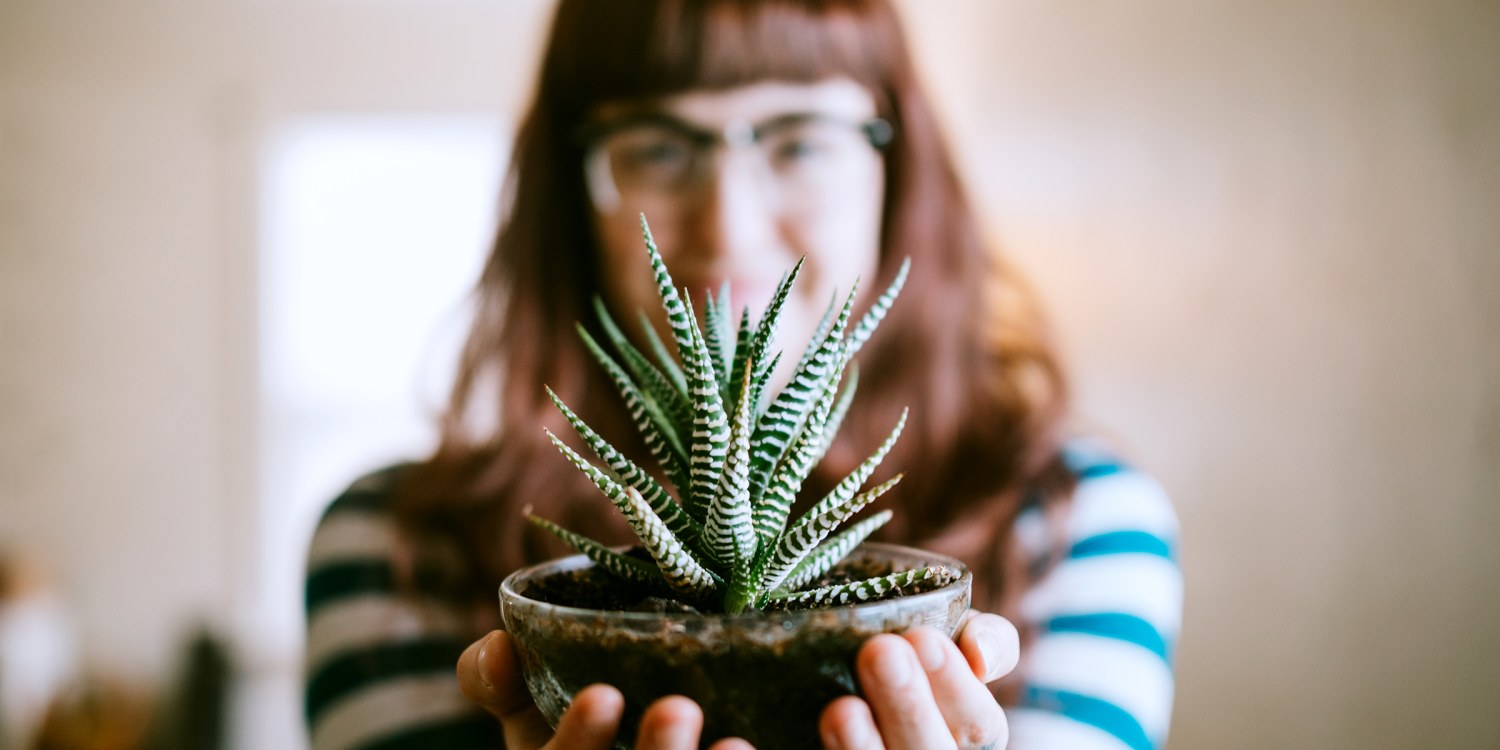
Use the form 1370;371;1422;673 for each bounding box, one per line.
820;695;887;750
458;631;624;750
956;614;1020;683
635;696;705;750
457;631;535;720
707;738;758;750
905;627;1008;749
856;633;956;749
549;684;626;749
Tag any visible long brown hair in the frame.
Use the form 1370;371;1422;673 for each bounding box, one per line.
395;0;1073;620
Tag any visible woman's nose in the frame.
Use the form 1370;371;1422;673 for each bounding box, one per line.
684;150;779;265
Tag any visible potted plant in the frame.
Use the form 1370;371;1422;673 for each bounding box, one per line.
500;219;971;749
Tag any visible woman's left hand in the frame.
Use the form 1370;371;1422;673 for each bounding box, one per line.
819;613;1020;750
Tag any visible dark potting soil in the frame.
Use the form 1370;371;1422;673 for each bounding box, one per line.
519;547;944;613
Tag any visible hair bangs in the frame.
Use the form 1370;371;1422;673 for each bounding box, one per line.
547;0;901;113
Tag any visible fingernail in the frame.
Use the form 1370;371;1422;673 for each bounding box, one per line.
477;633;495;689
872;642;914;687
914;633;947;673
839;718;873;750
978;628;1001;678
823;720;869;750
821;726;843;750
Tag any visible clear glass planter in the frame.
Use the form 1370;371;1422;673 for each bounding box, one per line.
499;542;971;749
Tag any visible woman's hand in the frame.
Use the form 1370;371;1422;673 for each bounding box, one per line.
457;630;755;750
458;612;1016;750
819;613;1020;750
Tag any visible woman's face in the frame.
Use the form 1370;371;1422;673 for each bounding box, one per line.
586;78;885;385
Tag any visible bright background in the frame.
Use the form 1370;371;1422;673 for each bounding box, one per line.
2;1;1497;748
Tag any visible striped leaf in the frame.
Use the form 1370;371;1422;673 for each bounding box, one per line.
545;387;702;546
821;363;860;455
545;430;718;597
702;284;731;392
846;258;910;360
750;350;782;418
592;299;694;455
747;285;858;498
725;306;754;410
577;326;690;491
681;291;730;524
705;362;758;565
769;510;893;596
642;216;697;367
744;258;804;384
789;408;908;535
751;357;842;547
621;487;722;597
764;564;959;611
760;473;903;593
638;309;687;395
789;292;840;381
527;515;665;589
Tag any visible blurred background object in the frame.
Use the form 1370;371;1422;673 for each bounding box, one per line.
1;553;230;750
1;1;1497;748
31;678;153;750
1;552;79;750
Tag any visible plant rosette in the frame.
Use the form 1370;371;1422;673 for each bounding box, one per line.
502;218;971;748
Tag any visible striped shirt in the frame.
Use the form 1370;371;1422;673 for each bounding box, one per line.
303;466;499;750
303;442;1180;749
1008;441;1182;749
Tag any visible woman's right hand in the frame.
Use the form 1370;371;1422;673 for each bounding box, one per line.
457;630;755;750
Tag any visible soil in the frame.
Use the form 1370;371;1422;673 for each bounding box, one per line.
520;547;945;613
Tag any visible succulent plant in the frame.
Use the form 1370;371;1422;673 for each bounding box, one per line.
531;218;958;614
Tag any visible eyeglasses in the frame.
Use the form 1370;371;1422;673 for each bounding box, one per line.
580;112;893;215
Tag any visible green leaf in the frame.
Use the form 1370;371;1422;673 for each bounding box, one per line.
577;325;690;492
641;216;698;369
705;362;759;595
744;258;804;384
770;509;893;596
747;285;858;500
681;290;731;525
725;306;754;411
751;356;842;547
592;298;694;452
821;363;860;455
546;386;702;546
764;564;959;611
760;472;904;593
703;284;731;393
545;430;719;597
788;408;907;535
638;309;688;395
788;292;839;382
527;515;666;588
846;258;909;360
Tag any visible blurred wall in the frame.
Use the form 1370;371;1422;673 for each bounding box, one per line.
2;1;1496;749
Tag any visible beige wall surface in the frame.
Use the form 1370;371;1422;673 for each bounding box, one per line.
2;1;1497;748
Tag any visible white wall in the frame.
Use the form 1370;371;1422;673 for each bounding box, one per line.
1;1;1496;748
906;4;1500;747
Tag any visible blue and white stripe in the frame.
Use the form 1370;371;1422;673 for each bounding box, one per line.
1009;441;1182;750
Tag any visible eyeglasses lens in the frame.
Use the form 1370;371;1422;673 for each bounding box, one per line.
586;118;884;214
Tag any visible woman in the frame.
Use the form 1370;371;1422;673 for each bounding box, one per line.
304;1;1181;748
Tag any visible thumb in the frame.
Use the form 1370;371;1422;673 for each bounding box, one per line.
457;631;555;748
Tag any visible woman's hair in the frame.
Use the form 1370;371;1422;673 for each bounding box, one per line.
396;0;1073;615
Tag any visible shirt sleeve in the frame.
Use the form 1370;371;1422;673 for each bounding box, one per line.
1006;444;1183;750
303;468;500;750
